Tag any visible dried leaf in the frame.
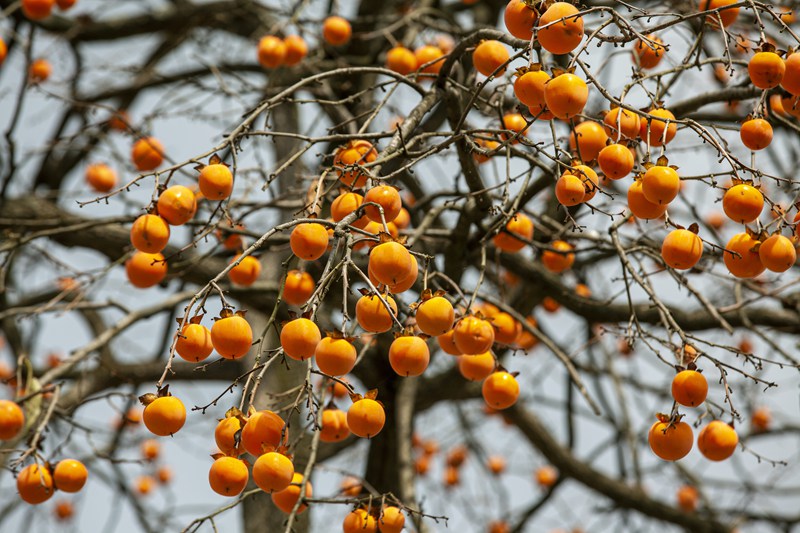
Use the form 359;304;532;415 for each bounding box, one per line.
138;393;158;406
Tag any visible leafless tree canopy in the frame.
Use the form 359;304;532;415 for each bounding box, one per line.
1;0;800;532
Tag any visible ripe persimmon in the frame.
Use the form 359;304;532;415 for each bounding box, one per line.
53;459;88;493
215;221;245;250
241;410;286;456
493;212;534;252
724;232;765;278
284;270;315;306
364;185;402;223
697;420;738;461
210;311;252;359
85;163;117;193
315;337;357;376
751;407;770;432
290;222;329;261
17;464;54;504
209;456;248;496
504;0;538;40
570;121;608;163
322;16;352;46
642;108;677;146
672;370;708;407
228;255;261;286
389;335;430;376
130;214;170;254
334;140;377;188
369;241;414;286
487;455;506;475
453;315;495;355
107;109;130;131
473;40;509;77
386;46;417;74
136;475;155;495
437;329;462;355
415;296;455;336
474;137;501;163
131;137;165;172
535;465;558;488
515;317;539;350
356;293;397;333
385;253;418;293
157;185;197;226
642;165;680;205
272;472;312;513
143;395;186;436
677;485;699;513
722;184;763;223
541;240;575;273
29;59;51;84
555;170;588;207
661;229;703;270
126;252;167;288
283;35;307;66
378;506;405;533
700;0;740;28
22;0;55;20
491;312;521;345
782;93;800;118
545;73;588;121
283;35;308;67
748;51;785;89
514;69;551;114
782;52;800;95
252;452;294;493
343;508;377;533
758;234;796;272
633;35;666;69
331;191;368;229
280;318;321;361
347;398;385;438
320;407;350;442
598;143;634;180
140;439;161;461
502;112;529;142
199;163;233;200
54;500;73;521
648;415;693;461
257;36;285;68
0;38;5;66
603;107;640;140
415;455;431;475
0;400;24;440
740;118;773;150
356;220;383;251
156;466;172;484
215;416;245;456
482;371;520;409
458;352;496;381
536;2;584;55
415;45;445;74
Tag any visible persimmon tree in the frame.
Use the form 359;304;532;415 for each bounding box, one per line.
2;0;800;532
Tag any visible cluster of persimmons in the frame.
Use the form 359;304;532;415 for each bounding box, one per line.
3;0;799;529
0;400;88;505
